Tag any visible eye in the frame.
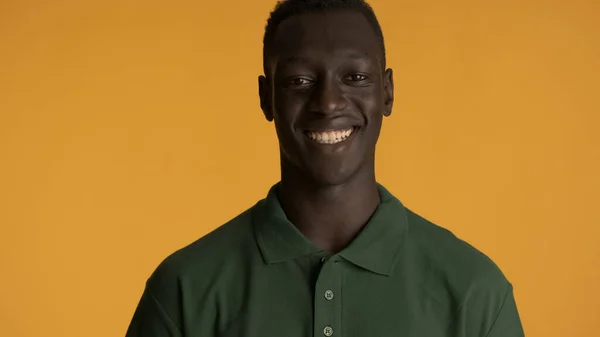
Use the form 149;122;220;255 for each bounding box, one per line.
286;77;313;87
344;73;372;86
347;74;368;82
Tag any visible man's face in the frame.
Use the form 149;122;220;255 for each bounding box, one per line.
259;11;394;186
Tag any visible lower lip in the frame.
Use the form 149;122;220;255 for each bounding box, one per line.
304;127;359;145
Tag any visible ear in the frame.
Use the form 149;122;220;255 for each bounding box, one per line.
382;68;394;117
258;75;273;122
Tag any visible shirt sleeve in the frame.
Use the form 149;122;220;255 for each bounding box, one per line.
125;288;183;337
484;286;525;337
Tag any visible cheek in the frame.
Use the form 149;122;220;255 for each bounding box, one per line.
350;92;381;124
273;92;306;124
272;94;305;148
348;92;383;145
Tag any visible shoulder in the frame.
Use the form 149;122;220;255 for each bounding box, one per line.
144;203;261;304
159;206;256;275
402;209;522;334
404;207;510;303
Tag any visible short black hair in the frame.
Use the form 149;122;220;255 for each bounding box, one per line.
262;0;386;76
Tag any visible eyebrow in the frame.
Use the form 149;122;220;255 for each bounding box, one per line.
280;56;310;65
279;51;371;65
343;51;371;60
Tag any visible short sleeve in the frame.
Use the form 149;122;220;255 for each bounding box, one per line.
484;286;525;337
125;288;183;337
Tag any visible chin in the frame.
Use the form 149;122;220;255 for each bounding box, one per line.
307;167;357;188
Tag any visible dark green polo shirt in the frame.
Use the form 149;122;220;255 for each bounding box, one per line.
126;184;524;337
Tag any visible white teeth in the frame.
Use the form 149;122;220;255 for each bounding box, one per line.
306;128;354;144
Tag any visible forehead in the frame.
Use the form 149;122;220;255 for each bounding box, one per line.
271;11;382;65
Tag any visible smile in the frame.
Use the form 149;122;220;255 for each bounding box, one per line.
304;127;356;145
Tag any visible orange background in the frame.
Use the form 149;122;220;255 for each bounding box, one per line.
1;0;599;336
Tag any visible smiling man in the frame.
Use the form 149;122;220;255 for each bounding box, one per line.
126;1;524;336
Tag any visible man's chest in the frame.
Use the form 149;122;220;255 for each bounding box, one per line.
181;260;453;337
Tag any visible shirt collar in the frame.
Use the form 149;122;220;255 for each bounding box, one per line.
253;183;408;276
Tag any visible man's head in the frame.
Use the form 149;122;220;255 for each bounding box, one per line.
259;0;394;187
262;0;387;77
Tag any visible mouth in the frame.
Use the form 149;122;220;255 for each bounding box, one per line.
303;126;358;145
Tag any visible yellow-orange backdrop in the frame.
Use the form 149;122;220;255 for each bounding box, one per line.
1;0;599;336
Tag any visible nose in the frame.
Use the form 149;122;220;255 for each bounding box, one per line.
309;77;347;115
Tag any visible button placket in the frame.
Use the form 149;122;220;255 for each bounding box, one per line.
314;256;342;337
324;289;334;301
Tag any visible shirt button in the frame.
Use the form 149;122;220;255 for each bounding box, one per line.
324;290;334;300
323;326;334;336
321;256;328;263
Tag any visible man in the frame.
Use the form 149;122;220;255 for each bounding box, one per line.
126;0;525;336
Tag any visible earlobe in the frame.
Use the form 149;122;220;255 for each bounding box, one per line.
382;68;394;117
258;75;274;122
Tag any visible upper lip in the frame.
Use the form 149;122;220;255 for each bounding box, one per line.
301;124;359;133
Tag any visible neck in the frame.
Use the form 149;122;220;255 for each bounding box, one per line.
277;163;381;253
